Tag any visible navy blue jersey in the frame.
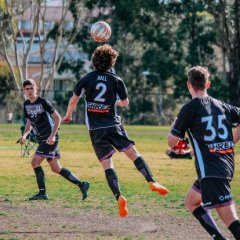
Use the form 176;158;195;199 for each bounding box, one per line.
24;97;57;142
171;96;240;180
74;70;128;130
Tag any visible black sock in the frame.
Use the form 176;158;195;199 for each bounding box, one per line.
59;168;82;186
134;156;154;182
34;166;46;194
105;168;121;200
229;220;240;240
192;206;225;239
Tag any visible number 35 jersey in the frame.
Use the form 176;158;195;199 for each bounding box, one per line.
74;70;128;130
171;96;240;180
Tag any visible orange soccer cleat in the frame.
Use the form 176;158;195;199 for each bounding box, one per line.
149;182;169;196
118;195;128;217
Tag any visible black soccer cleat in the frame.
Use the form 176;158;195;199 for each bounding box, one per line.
79;181;90;200
29;192;48;200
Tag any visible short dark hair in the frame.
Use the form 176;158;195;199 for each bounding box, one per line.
23;79;36;88
92;44;119;72
187;66;210;91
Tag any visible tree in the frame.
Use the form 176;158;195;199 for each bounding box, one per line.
0;62;14;102
206;0;240;105
0;0;92;95
165;0;218;100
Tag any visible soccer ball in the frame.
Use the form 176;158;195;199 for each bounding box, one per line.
90;21;111;42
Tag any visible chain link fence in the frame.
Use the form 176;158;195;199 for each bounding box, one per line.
0;89;180;125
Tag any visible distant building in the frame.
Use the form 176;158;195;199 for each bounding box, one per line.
14;2;90;99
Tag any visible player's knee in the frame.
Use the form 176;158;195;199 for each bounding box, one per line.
31;159;39;168
124;146;139;160
31;161;35;168
185;194;197;212
185;195;191;211
51;166;61;173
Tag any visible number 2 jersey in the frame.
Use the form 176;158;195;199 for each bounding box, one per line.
74;70;128;130
24;97;57;142
171;96;240;180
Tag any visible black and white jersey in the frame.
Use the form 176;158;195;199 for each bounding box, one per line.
24;97;57;142
171;96;240;180
74;70;128;130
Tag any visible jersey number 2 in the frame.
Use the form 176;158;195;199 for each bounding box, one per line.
94;83;106;102
201;115;228;141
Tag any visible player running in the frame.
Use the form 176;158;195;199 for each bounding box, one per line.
18;79;89;201
63;44;169;217
168;66;240;240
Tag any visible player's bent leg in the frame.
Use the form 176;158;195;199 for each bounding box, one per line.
48;158;62;173
101;157;114;170
49;158;90;200
29;155;48;200
123;146;140;161
186;188;227;240
101;158;128;217
31;154;45;168
124;147;169;195
216;203;240;240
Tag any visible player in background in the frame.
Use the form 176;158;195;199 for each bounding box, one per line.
18;79;89;200
168;66;240;240
63;44;169;217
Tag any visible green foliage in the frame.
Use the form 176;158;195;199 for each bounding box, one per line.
69;0;81;20
0;1;13;51
53;90;73;117
0;63;14;104
46;22;60;41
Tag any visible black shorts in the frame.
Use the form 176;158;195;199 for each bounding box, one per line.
192;178;233;209
35;141;61;161
89;125;135;161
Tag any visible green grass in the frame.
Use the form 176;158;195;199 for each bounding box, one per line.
0;123;240;219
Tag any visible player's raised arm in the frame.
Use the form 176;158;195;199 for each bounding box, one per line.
63;95;80;123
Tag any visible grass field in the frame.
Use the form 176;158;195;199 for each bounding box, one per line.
0;124;240;239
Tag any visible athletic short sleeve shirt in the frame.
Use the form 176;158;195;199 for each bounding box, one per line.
74;70;128;130
24;97;56;142
171;96;240;180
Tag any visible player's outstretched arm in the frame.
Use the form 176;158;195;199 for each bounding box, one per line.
63;95;80;123
115;98;129;108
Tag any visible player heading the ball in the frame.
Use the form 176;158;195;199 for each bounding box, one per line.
63;44;169;217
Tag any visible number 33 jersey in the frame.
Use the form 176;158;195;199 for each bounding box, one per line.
74;70;128;130
171;96;240;180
